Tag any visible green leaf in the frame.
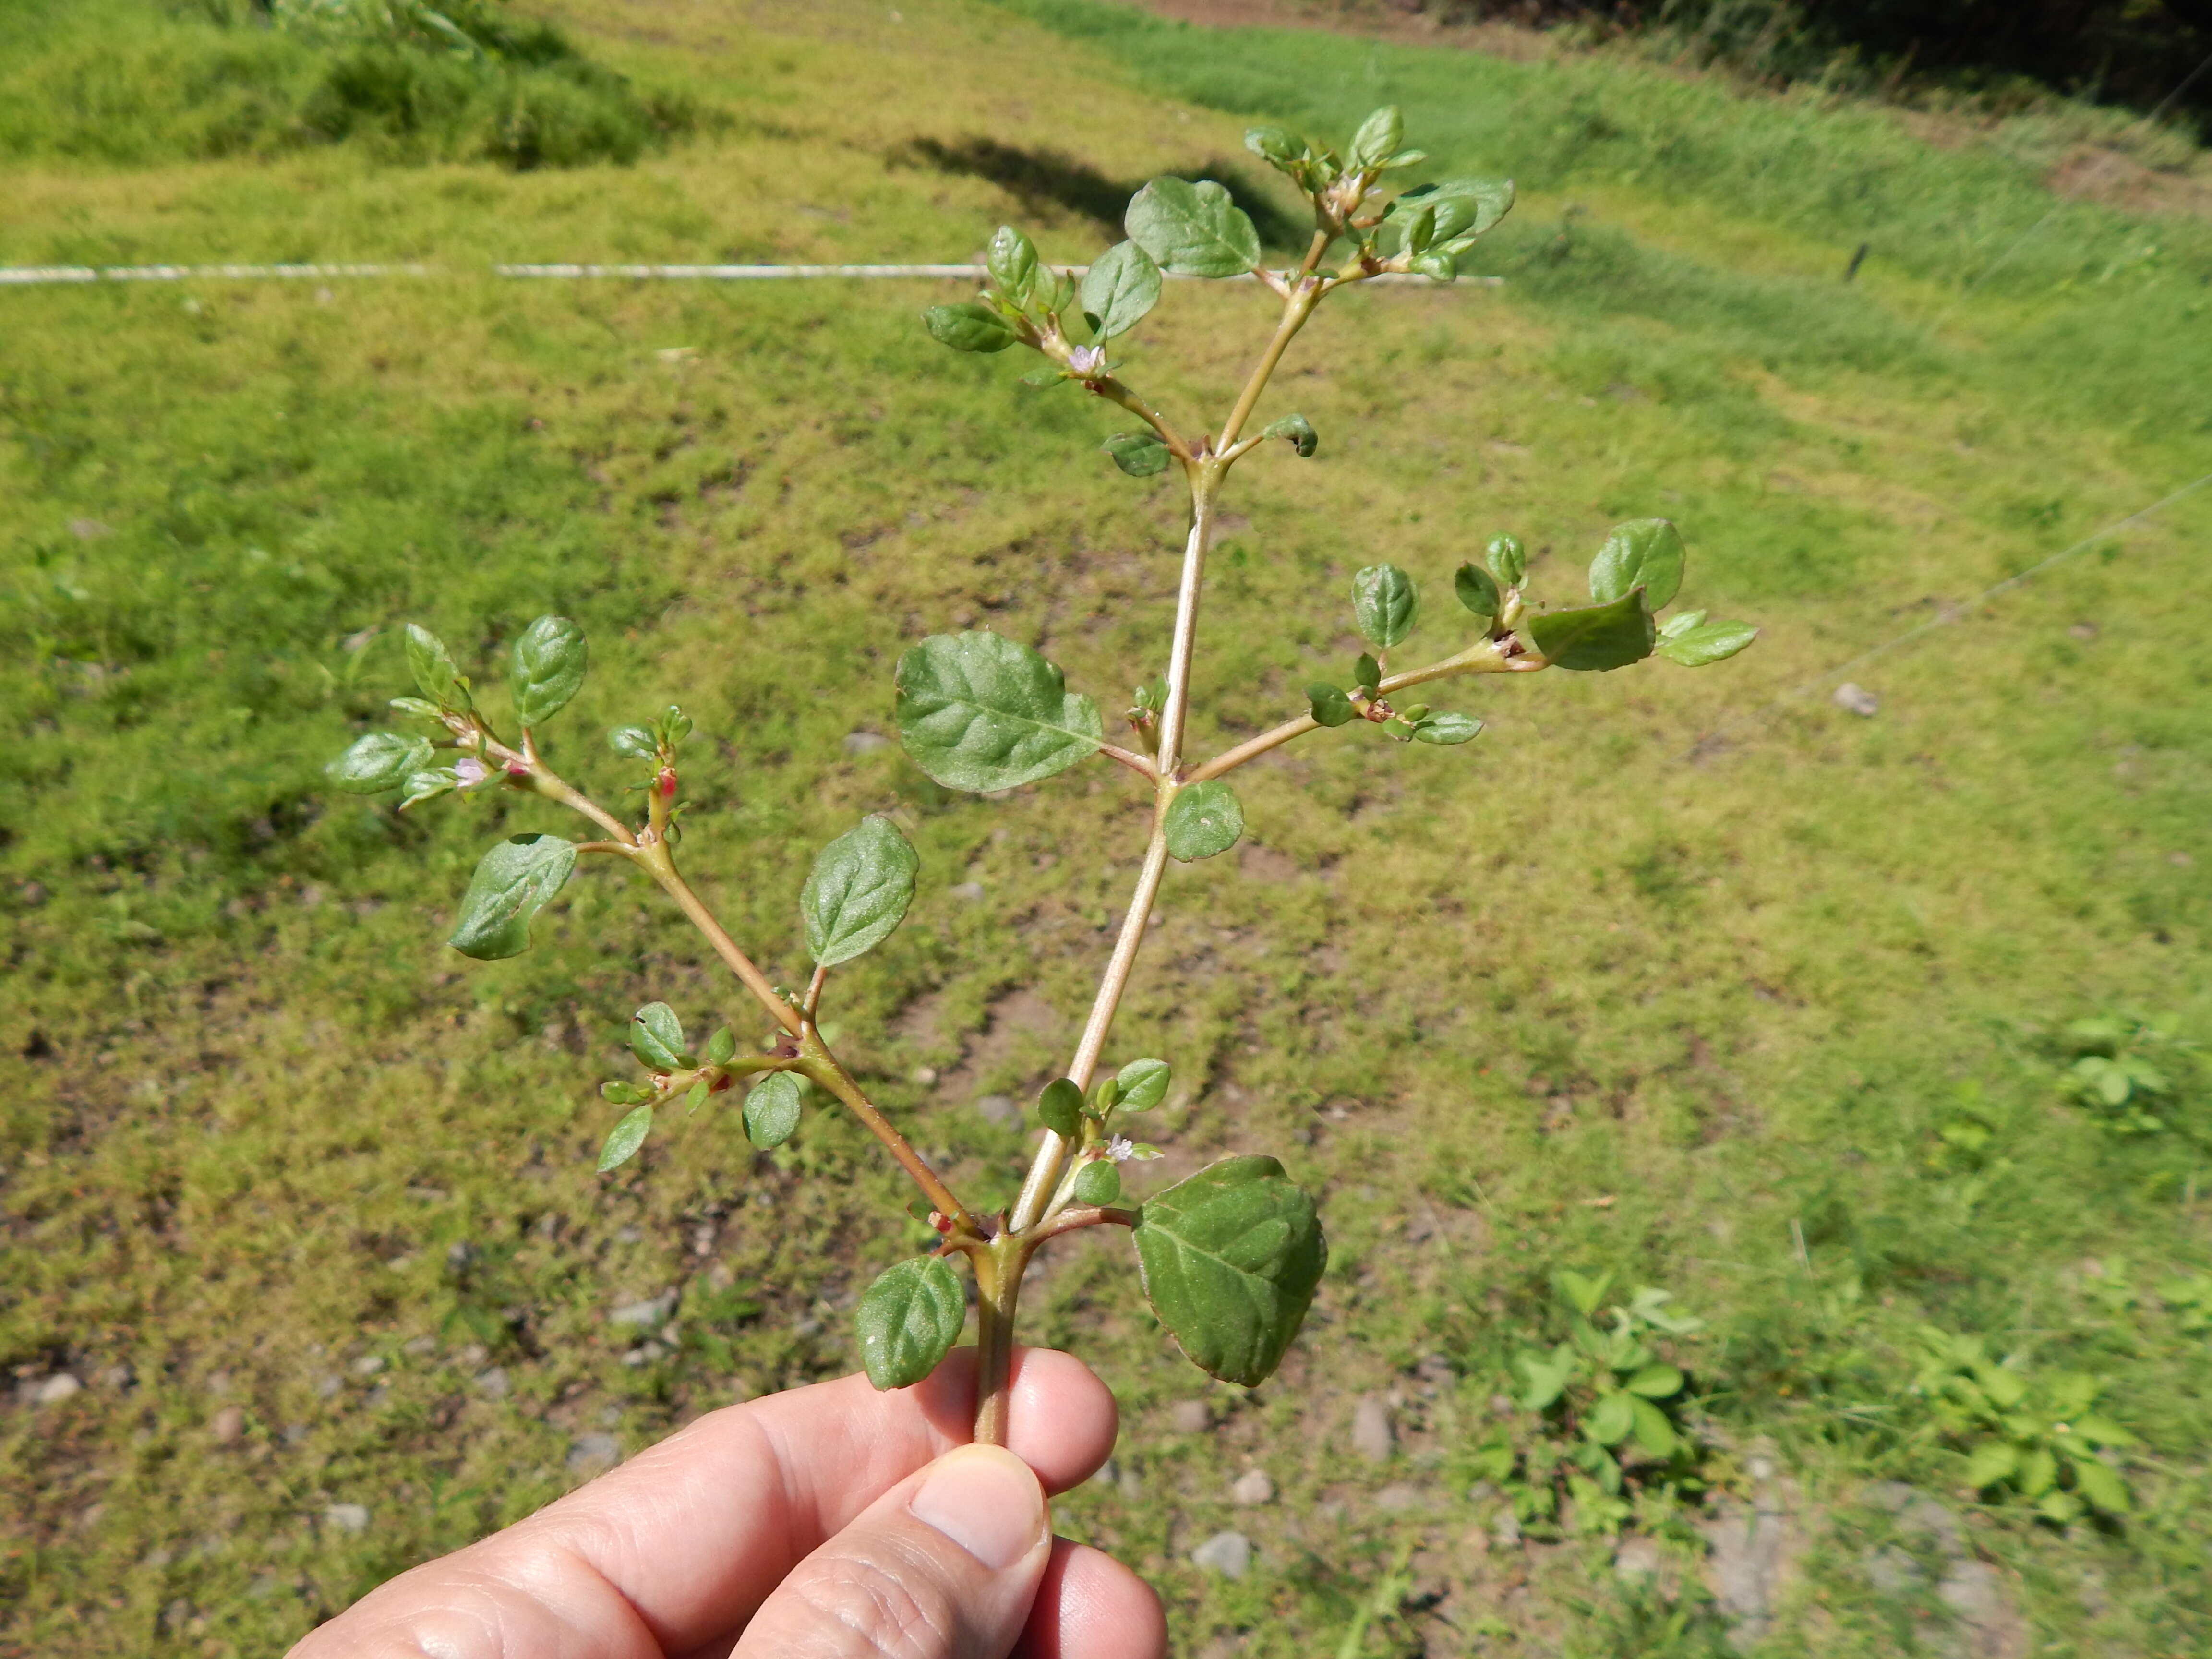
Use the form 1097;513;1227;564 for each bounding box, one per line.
1353;654;1381;694
684;1078;710;1112
1586;1390;1635;1446
609;723;656;759
1411;713;1483;746
389;696;442;720
1073;1160;1122;1206
1308;684;1356;727
597;1104;653;1172
1588;518;1686;609
1244;124;1305;166
629;1002;688;1070
801;815;919;968
509;615;588;727
600;1080;653;1105
1657;620;1759;667
1527;590;1655;673
854;1256;966;1390
1165;780;1244;861
1037;1078;1084;1138
1079;240;1161;340
1388;178;1515;243
2017;1444;2057;1497
923;302;1017;353
894;632;1103;793
986;224;1038;307
1102;430;1172;477
1352;564;1419;650
1486;533;1527;587
326;731;434;794
1629;1398;1678;1457
447;833;575;960
1973;1442;2026;1495
743;1072;803;1149
1262;413;1317;457
705;1026;736;1066
1407;249;1459;283
1125;177;1262;278
1347;105;1402;169
1556;1270;1609;1317
1132;1155;1327;1386
1624;1363;1683;1400
2072;1455;2130;1514
1117;1057;1172;1111
2073;1413;2140;1448
1658;609;1707;641
1453;562;1500;622
405;623;470;709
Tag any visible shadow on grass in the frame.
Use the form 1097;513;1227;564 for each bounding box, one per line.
891;134;1306;248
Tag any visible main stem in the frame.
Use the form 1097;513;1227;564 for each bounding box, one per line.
970;1238;1028;1446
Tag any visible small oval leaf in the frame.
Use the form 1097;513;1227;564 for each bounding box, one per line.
630;1001;687;1070
802;815;920;967
743;1072;803;1149
1657;619;1758;667
1352;564;1419;650
1079;240;1162;339
1307;684;1355;727
986;224;1038;307
1261;413;1317;457
1073;1160;1123;1206
923;302;1017;353
1485;533;1527;587
1588;518;1686;610
1116;1057;1172;1111
1101;430;1172;477
1453;562;1500;622
1586;1390;1635;1446
1037;1078;1084;1137
1410;712;1483;746
448;833;575;960
326;731;434;794
1527;590;1655;673
509;614;588;727
597;1104;654;1172
855;1255;967;1390
1164;781;1243;862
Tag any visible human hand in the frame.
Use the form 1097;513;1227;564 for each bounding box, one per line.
289;1345;1165;1659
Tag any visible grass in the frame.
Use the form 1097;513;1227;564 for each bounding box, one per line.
3;0;2212;1653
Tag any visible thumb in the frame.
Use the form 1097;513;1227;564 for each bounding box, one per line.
732;1442;1052;1659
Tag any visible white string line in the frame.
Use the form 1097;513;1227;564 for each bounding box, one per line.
1682;468;2212;759
0;261;1502;288
1929;45;2212;325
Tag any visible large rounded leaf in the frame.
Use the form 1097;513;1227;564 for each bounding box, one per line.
1588;519;1685;610
855;1255;966;1390
1164;781;1243;861
1079;240;1162;340
1125;178;1262;277
1132;1155;1326;1386
326;731;433;794
894;631;1102;792
448;833;575;960
801;815;919;967
1527;590;1655;673
510;614;588;727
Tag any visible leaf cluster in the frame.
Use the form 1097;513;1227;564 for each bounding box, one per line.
2048;1014;2202;1138
1909;1328;2138;1523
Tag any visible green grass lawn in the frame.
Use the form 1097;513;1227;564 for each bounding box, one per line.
4;0;2212;1653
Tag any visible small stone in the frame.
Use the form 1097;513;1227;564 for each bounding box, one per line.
97;1364;132;1390
1492;1510;1522;1548
1415;1354;1456;1386
841;731;891;754
1119;1464;1142;1501
975;1094;1021;1130
352;1356;385;1377
1832;682;1879;718
2069;622;2098;641
1169;1399;1212;1433
1864;1545;1923;1595
1090;1458;1118;1490
1937;1559;2001;1622
35;1373;83;1405
911;1066;939;1086
1350;1395;1395;1463
1190;1530;1251;1579
323;1503;369;1536
1229;1468;1275;1506
621;1342;668;1367
1373;1481;1425;1512
445;1240;476;1269
282;1424;309;1445
209;1406;246;1445
474;1367;510;1400
313;1374;343;1399
949;881;986;902
568;1432;621;1474
402;1335;438;1357
1614;1536;1662;1579
610;1291;678;1329
69;517;112;540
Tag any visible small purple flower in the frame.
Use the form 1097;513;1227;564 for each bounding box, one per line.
451;757;491;788
1066;344;1106;377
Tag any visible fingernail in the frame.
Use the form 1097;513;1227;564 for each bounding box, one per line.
909;1444;1045;1570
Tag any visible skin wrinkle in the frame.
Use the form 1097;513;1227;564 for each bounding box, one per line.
768;1545;968;1659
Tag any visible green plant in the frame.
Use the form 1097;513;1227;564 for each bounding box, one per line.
1909;1326;2140;1523
1467;1272;1711;1535
2052;1014;2202;1137
320;105;1756;1456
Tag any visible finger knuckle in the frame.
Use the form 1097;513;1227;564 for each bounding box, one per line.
781;1548;961;1659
